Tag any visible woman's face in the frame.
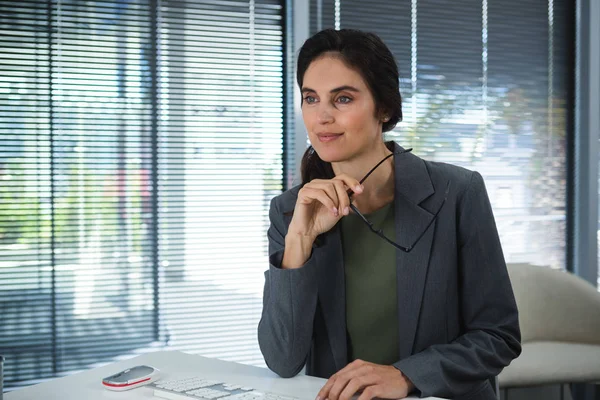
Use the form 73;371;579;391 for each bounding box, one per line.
301;55;383;163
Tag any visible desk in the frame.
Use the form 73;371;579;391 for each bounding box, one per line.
5;350;442;400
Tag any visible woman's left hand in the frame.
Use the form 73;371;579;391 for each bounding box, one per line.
316;359;415;400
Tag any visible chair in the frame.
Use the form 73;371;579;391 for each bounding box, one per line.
499;263;600;398
491;375;500;399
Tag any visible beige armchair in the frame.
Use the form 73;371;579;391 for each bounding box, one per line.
499;263;600;395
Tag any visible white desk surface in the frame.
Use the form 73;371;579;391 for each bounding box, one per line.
5;350;442;400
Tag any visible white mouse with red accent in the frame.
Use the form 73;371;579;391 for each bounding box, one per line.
102;365;160;391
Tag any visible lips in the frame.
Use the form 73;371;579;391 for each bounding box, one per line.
316;133;343;143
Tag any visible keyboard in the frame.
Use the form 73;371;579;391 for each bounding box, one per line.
150;376;300;400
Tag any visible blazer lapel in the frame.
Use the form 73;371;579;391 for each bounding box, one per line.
392;143;437;360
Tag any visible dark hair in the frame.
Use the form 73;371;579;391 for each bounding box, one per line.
297;29;403;185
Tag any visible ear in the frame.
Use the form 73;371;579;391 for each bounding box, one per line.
376;108;390;123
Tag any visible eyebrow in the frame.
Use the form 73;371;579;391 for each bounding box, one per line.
301;85;361;94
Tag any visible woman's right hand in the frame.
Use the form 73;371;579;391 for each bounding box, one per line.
290;174;364;238
282;175;363;269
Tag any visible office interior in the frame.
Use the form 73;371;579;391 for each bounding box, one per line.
0;0;599;399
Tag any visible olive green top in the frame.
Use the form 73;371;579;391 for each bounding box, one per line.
341;201;399;365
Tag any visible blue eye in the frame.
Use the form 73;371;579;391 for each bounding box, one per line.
337;96;352;104
304;96;317;104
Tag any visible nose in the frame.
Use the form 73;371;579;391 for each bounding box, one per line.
316;103;334;124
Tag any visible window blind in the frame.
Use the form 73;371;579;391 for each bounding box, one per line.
0;0;283;388
310;0;573;270
158;0;283;366
0;0;157;386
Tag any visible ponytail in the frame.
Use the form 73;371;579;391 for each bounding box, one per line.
301;141;396;186
300;145;334;185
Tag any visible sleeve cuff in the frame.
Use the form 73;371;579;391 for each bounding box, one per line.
393;356;432;398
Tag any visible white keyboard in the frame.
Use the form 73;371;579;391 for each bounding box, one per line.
150;376;300;400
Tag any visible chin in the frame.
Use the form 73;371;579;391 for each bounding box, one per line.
312;146;348;163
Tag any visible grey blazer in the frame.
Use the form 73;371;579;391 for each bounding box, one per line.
258;142;521;399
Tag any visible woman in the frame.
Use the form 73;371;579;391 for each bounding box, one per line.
258;29;521;400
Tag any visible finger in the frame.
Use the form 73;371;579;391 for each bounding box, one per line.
331;179;351;216
298;187;338;216
305;181;341;210
317;374;337;400
317;360;365;400
328;365;373;400
339;375;379;400
333;174;364;195
356;385;382;400
327;375;351;400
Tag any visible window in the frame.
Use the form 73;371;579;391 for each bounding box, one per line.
0;0;283;388
158;0;283;365
310;0;573;270
0;0;156;385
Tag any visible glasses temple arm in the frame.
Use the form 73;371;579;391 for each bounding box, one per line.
347;148;413;199
349;203;411;252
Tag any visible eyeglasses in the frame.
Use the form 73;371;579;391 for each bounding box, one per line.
347;148;450;253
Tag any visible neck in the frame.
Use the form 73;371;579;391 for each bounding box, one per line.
331;141;395;213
